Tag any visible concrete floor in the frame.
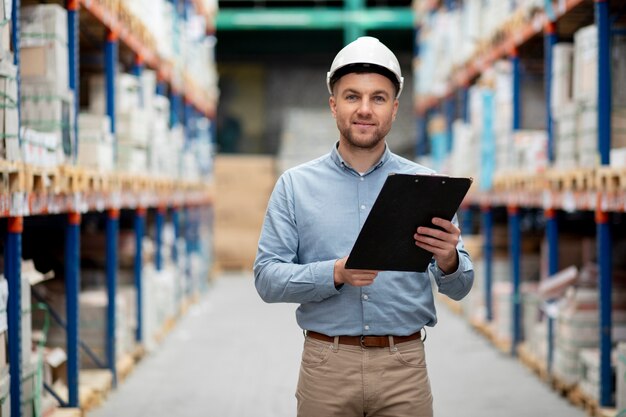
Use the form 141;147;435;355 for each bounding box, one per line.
89;272;585;417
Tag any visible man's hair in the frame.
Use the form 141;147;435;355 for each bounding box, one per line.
329;63;401;97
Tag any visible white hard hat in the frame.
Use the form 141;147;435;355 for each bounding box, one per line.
327;36;404;98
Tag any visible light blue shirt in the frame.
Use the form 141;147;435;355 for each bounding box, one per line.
254;143;474;336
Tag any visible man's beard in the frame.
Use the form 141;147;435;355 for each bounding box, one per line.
338;124;387;150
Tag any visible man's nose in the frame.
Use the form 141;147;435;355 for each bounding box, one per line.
357;99;372;115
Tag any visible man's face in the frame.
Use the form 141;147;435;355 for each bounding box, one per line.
329;72;399;150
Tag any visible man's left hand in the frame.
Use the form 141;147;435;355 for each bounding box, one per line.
414;217;460;274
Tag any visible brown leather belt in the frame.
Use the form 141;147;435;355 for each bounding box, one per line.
306;330;422;348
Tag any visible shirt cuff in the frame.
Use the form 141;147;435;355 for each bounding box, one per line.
432;252;464;283
313;259;342;298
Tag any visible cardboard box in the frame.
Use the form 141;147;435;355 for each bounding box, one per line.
0;366;9;417
20;4;68;94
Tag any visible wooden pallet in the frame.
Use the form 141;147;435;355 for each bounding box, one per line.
596;167;626;193
516;343;550;382
45;408;83;417
549;374;578;398
548;168;589;192
116;353;135;383
78;369;113;411
568;385;600;417
154;317;177;345
58;165;88;193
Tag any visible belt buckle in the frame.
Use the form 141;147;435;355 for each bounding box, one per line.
360;335;367;348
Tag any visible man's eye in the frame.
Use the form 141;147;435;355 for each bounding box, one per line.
374;96;386;103
345;95;357;101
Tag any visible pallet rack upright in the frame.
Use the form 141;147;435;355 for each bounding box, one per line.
413;0;622;409
1;0;218;415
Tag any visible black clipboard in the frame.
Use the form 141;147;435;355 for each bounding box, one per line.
345;173;473;272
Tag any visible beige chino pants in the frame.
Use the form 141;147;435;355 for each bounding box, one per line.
296;335;433;417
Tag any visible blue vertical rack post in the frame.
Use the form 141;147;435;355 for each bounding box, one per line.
445;96;455;154
106;209;120;387
595;0;613;406
545;208;559;372
65;213;81;407
508;205;522;356
132;54;144;108
170;90;181;129
9;1;22;415
6;217;23;417
105;28;118;147
156;205;165;272
67;0;79;162
543;19;559;373
184;206;193;295
171;206;181;307
156;72;167;97
134;207;146;343
596;0;611;166
509;47;522;356
596;208;612;406
544;21;557;163
462;85;470;124
481;205;493;322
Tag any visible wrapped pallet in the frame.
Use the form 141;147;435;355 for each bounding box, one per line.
214;155;276;271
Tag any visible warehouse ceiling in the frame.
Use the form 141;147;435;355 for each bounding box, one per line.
215;0;415;61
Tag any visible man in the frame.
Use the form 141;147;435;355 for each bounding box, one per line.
254;36;474;417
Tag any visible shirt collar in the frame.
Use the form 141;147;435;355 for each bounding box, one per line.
330;141;391;176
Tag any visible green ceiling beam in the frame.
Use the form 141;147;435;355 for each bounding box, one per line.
216;8;415;31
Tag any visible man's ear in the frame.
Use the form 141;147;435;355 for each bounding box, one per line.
329;95;337;119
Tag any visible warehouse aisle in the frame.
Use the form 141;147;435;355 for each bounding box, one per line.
90;273;584;417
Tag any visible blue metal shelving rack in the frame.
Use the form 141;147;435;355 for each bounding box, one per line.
2;1;215;413
595;0;613;407
156;206;165;272
413;0;620;408
6;217;23;417
8;0;23;414
134;207;146;343
509;47;522;356
543;19;559;374
65;212;81;407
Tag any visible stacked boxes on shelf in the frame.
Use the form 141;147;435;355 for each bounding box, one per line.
0;277;9;416
37;285;137;369
553;277;626;386
214;155;276;270
89;73;149;173
618;342;626;414
76;114;114;172
553;25;626;168
0;0;18;162
19;4;74;166
578;348;617;403
121;0;218;104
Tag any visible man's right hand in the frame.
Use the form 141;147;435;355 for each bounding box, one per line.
334;256;379;287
